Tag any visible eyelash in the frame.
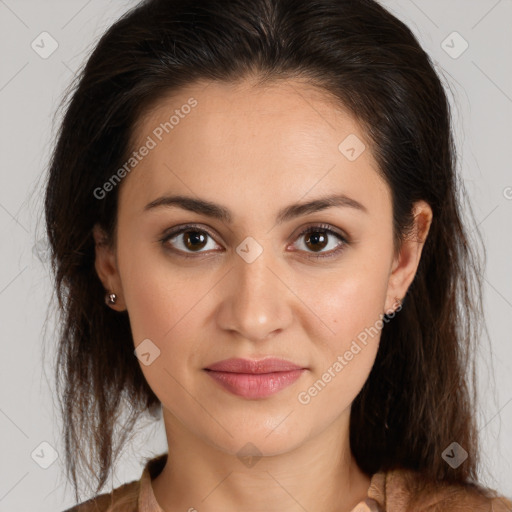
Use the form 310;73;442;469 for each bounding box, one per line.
159;223;349;260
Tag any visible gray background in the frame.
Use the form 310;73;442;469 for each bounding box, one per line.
0;0;511;510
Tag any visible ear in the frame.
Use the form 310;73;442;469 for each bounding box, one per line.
384;200;433;314
92;223;126;311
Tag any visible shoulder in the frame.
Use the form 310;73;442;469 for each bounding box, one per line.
370;468;512;512
62;479;140;512
61;452;168;512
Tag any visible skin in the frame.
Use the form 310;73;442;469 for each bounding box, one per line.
93;78;432;512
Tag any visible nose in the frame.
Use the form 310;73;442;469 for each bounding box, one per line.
215;247;293;342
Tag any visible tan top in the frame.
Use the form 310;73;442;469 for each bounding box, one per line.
65;453;512;512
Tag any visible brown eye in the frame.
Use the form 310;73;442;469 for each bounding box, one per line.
160;225;220;255
292;224;348;259
182;230;208;251
303;230;329;252
160;223;348;260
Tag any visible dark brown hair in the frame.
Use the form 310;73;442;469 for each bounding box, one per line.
44;0;489;503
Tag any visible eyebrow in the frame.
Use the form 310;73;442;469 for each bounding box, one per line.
143;193;368;224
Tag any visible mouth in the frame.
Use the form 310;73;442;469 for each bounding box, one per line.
204;368;306;399
204;357;307;399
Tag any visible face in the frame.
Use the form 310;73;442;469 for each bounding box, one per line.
94;78;431;458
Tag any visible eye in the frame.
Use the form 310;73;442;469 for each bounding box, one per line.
160;224;221;256
159;223;349;259
291;223;348;259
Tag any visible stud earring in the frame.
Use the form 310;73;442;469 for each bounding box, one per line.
105;292;117;306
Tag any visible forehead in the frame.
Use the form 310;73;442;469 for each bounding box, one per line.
133;78;367;152
120;78;389;219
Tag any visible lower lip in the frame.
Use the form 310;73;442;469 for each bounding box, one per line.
204;369;306;399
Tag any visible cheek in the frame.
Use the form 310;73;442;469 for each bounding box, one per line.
299;254;390;396
308;264;390;343
296;276;385;414
116;236;184;344
119;255;201;405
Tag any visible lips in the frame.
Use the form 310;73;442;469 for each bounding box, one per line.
204;357;307;399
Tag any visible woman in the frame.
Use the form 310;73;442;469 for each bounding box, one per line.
44;0;512;510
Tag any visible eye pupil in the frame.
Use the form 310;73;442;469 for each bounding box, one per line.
184;231;207;251
163;224;344;259
305;231;328;252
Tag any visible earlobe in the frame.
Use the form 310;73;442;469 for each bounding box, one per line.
92;223;126;310
385;200;433;313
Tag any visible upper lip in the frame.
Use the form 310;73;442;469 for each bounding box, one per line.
205;357;305;374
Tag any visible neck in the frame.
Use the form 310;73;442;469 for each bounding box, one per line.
151;408;372;512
